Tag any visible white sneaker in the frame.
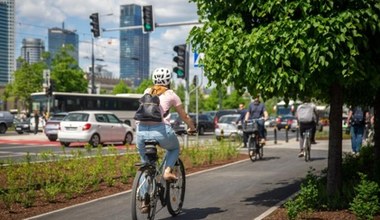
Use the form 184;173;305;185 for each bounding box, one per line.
298;151;304;157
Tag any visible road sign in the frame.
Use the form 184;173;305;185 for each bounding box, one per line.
194;52;204;67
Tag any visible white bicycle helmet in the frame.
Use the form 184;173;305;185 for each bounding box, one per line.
152;67;172;86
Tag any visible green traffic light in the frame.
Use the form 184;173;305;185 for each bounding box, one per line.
144;24;152;31
177;70;184;77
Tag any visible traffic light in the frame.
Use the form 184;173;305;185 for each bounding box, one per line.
173;44;187;79
90;13;100;38
45;81;55;96
142;5;155;33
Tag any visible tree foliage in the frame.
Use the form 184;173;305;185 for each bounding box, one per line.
135;79;153;93
50;45;87;93
190;0;380;101
189;0;380;194
10;59;46;110
112;80;132;94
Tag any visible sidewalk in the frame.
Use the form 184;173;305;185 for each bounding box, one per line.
1;131;46;141
264;137;352;152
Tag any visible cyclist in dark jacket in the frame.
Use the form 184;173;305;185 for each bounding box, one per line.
245;95;268;144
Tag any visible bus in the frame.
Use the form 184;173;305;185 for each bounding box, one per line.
30;92;143;127
273;100;302;116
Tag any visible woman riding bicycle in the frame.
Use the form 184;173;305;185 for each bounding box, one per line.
135;67;196;181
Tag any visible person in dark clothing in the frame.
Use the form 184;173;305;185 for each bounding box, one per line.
245;95;268;144
236;103;248;148
34;109;39;134
346;106;367;154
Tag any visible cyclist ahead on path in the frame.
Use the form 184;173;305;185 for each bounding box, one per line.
296;99;318;157
135;67;197;181
245;95;269;144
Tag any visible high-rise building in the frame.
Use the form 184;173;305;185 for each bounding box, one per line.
20;38;45;64
120;4;149;86
48;26;79;63
0;0;15;85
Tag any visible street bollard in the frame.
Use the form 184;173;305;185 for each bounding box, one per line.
285;125;289;142
274;127;277;144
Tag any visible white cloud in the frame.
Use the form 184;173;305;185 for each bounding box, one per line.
15;0;199;79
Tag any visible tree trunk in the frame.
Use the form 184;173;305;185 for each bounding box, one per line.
374;91;380;183
327;83;343;195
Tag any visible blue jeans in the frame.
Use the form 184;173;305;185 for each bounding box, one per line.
255;119;265;139
350;125;364;153
136;123;179;168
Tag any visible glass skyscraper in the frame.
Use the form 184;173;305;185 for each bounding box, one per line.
120;4;149;87
48;27;79;63
0;0;15;85
20;38;45;64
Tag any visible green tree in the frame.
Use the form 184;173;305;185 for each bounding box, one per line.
135;79;153;93
112;80;132;94
189;0;380;194
10;58;46;110
50;45;87;93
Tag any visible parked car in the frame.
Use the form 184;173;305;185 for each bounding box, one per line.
44;112;68;141
172;113;215;135
203;110;217;119
213;109;241;128
58;111;134;147
265;116;276;128
276;114;296;130
0;111;14;134
14;118;32;134
214;114;242;140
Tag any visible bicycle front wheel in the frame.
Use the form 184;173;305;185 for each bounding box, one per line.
131;168;157;220
166;158;186;216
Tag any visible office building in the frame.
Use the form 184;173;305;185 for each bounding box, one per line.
119;4;149;86
20;38;45;64
48;26;79;63
0;0;15;85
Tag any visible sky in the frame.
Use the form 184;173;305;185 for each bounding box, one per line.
15;0;205;84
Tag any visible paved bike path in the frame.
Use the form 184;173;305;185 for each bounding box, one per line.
26;138;352;220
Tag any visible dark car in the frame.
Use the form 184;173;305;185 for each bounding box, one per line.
14;118;32;134
44;112;68;141
172;113;215;135
276;114;296;130
0;111;14;134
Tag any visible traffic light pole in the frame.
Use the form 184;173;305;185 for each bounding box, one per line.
91;37;96;94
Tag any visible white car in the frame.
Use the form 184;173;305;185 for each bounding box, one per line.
214;114;242;140
58;111;134;147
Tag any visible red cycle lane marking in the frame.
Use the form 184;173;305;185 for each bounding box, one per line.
0;139;135;150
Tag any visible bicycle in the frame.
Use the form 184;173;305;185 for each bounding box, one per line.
302;129;312;162
244;119;264;162
228;124;244;148
131;131;193;220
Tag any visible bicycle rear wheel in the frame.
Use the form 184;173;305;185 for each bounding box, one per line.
131;168;157;220
257;144;264;159
304;136;311;162
167;158;186;216
248;136;257;162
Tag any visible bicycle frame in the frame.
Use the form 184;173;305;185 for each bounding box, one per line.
131;140;186;220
